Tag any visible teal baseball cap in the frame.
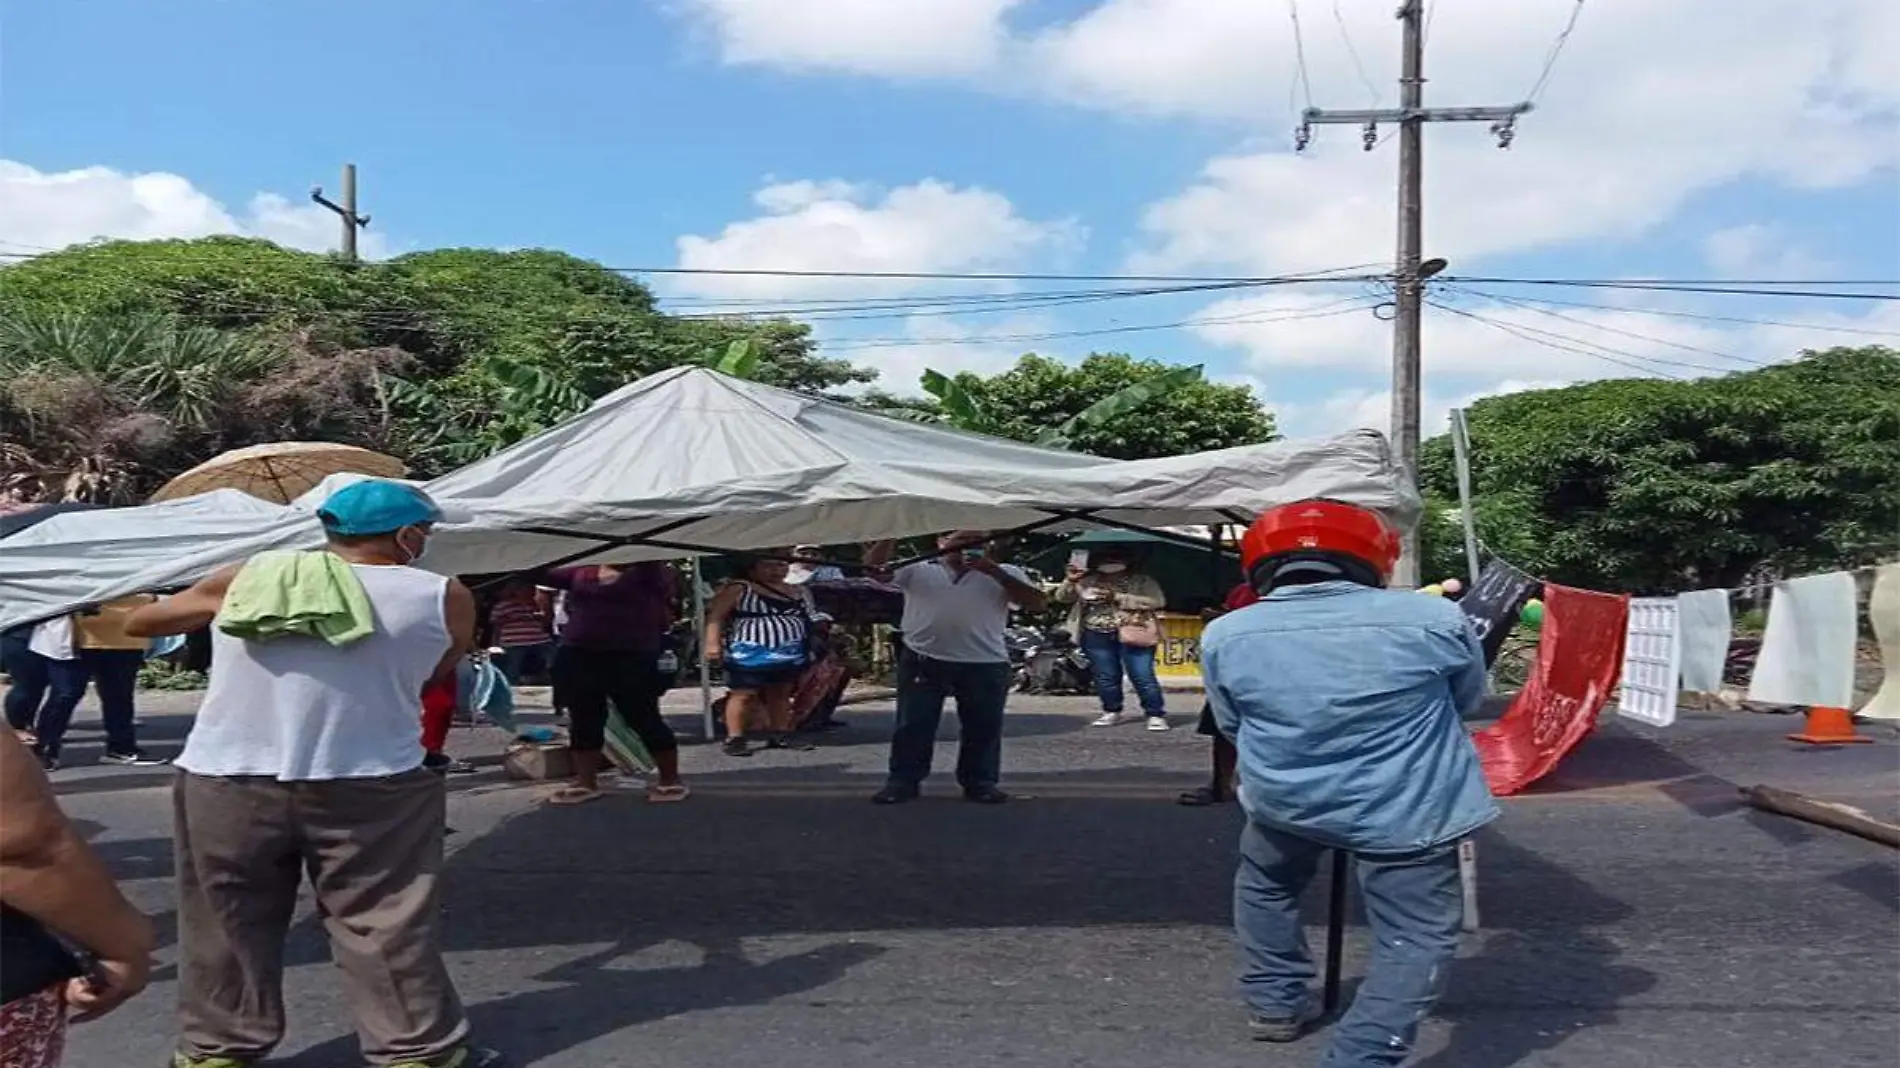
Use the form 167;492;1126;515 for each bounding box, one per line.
317;480;443;536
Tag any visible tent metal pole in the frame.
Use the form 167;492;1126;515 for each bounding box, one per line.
1035;509;1229;552
692;557;714;741
468;516;709;591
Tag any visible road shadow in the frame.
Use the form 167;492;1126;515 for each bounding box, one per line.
1412;831;1655;1068
275;936;884;1068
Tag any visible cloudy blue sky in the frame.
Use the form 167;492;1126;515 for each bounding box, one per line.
3;0;1895;436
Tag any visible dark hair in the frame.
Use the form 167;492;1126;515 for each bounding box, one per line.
1248;550;1382;595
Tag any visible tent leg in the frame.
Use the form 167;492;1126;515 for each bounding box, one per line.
692;558;715;741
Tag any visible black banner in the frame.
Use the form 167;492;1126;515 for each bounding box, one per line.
1458;559;1539;667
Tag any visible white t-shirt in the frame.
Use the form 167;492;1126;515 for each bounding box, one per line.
894;561;1029;664
178;563;451;781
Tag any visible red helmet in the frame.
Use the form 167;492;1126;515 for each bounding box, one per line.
1240;499;1401;587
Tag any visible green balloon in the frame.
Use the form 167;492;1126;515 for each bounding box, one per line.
1520;599;1545;627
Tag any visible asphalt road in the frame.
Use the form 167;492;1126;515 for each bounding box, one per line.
39;689;1900;1068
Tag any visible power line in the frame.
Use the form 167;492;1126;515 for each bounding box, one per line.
1333;0;1382;105
1445;284;1769;366
1525;0;1587;103
1448;287;1900;339
1444;277;1900;301
1288;0;1317;112
3;243;1897;296
1429;295;1734;377
820;297;1380;351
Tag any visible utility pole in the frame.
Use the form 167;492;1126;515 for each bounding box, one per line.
1296;0;1530;588
310;163;371;263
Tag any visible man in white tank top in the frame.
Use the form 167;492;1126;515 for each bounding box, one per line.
126;480;505;1068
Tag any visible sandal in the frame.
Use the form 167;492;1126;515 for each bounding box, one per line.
547;786;605;806
1177;786;1228;807
647;783;691;804
767;734;816;752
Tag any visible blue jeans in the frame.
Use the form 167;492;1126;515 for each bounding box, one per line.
493;642;553;685
1235;819;1464;1067
2;629;50;731
885;652;1012;793
34;649;143;758
1079;628;1165;716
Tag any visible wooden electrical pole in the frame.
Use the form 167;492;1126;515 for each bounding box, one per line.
1296;1;1530;588
310;163;371;263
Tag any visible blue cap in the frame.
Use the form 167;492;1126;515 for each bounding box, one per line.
317;480;442;536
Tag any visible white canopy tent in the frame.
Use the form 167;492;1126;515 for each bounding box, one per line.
0;367;1419;630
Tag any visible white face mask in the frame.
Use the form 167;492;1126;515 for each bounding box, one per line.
1097;562;1128;574
397;526;431;565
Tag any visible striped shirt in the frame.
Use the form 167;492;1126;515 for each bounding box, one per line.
490;599;551;648
725;583;814;653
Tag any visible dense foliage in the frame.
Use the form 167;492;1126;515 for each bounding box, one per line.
866;353;1278;457
1417;346;1900;592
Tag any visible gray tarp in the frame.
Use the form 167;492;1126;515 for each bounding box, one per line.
0;367;1418;629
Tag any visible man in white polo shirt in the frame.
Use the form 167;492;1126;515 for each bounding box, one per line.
865;531;1047;805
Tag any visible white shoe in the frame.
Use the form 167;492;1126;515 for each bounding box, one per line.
1146;716;1171;732
1091;711;1133;727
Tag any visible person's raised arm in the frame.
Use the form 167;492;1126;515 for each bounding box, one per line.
972;559;1047;611
122;565;241;639
862;540;896;571
703;584;743;661
0;729;154;1022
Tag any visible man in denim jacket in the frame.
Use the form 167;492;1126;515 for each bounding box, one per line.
1202;499;1496;1066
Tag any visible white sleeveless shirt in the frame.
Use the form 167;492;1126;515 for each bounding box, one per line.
177;564;451;781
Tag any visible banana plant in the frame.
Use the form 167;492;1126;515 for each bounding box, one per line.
705;338;761;379
1036;363;1204;448
915;363;1205;449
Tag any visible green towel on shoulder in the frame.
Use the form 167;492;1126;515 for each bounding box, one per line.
218;550;376;646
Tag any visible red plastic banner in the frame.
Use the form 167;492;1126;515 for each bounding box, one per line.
1472;583;1631;795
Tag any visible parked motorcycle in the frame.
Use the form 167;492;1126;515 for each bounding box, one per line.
1015;627;1094;695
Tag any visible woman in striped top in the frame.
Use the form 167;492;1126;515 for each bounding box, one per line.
705;555;817;757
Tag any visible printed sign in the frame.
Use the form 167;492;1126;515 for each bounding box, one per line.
1458;559;1539;667
1616;597;1681;728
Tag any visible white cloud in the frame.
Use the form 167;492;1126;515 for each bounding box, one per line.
0;160;391;258
669;1;1898;281
673;0;1022;79
1214;290;1900;437
832;311;1051;396
671;178;1083;301
1703;224;1839;280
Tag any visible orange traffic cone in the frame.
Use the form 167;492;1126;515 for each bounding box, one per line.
1787;706;1873;745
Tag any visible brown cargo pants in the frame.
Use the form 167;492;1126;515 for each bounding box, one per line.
172;768;469;1065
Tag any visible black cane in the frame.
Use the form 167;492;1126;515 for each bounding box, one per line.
1322;848;1350;1015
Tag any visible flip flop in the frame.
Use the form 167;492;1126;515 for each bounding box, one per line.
646;783;691;804
547;786;605;806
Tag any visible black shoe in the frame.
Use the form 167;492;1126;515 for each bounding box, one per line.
722;736;753;758
766;734;816;752
962;786;1010;805
1248;1001;1321;1042
100;750;168;767
36;752;60;772
871;785;919;805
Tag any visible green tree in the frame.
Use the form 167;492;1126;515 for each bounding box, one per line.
0;309;399;503
871;352;1277;459
0;238;875;477
1418;346;1900;593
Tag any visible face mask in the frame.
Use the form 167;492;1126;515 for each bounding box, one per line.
397;526;431;565
1097;562;1128;574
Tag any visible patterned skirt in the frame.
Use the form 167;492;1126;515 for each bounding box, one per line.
0;985;67;1068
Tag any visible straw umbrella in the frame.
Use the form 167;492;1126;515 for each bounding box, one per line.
150;442;407;505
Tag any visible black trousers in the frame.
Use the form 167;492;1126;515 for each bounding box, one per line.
552;646;677;756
